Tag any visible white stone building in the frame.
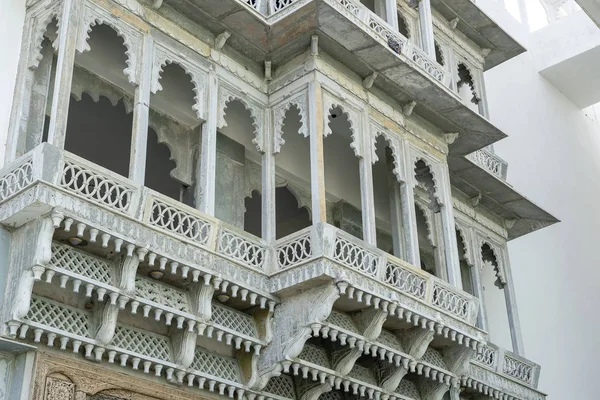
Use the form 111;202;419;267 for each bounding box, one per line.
0;0;591;399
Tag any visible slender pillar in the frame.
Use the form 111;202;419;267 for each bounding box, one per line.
46;0;81;149
388;174;406;259
26;42;54;153
401;152;421;266
385;0;399;30
470;257;488;331
501;249;525;356
128;35;154;184
308;78;327;223
438;165;463;288
359;119;377;246
197;70;219;215
418;0;436;58
262;108;276;243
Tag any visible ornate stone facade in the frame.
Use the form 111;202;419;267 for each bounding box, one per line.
0;1;553;400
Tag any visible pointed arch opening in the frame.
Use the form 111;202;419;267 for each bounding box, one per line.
325;105;363;240
372;134;400;256
456;228;473;295
480;242;512;351
218;99;262;231
151;62;198;126
457;63;480;113
63;24;133;176
415;202;437;276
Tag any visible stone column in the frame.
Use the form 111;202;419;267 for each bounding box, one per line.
197;70;219;215
501;248;525;356
418;0;436;58
308;79;327;223
438;164;463;288
262;108;276;242
402;149;421;267
46;0;82;149
388;176;406;259
385;0;399;30
471;256;488;331
359;119;377;246
128;35;154;184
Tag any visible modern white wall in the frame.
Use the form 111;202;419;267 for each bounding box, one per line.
0;1;26;167
484;6;600;398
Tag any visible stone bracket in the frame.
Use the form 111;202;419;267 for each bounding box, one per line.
398;327;434;359
332;347;362;375
114;254;140;294
352;307;388;341
170;327;198;368
189;280;216;322
252;279;346;390
443;345;475;376
376;360;408;392
92;300;119;345
418;377;450;400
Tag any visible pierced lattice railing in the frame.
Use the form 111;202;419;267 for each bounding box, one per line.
217;227;266;270
276;227;312;269
50;242;112;285
147;196;214;246
384;259;427;300
298;344;331;368
112;325;172;362
325;310;359;333
263;375;296;399
211;303;257;338
431;281;471;321
0;155;34;202
61;153;136;214
332;231;380;277
191;348;240;382
503;355;533;385
134;276;190;312
24;296;89;337
474;343;498;368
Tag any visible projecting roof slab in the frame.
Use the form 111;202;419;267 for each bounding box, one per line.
449;156;559;239
430;0;526;69
163;0;508;155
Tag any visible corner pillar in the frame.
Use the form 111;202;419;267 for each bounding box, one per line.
46;0;82;149
500;249;525;356
418;0;436;58
197;70;219;215
308;78;327;223
128;35;154;184
438;165;462;288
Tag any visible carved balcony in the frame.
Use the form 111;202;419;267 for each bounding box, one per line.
160;0;510;155
465;148;508;180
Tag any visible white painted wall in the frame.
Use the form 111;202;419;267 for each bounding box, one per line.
484;6;600;398
0;1;26;166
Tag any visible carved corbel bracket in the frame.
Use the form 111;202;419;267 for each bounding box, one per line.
240;349;261;388
4;213;59;326
417;377;450;400
403;101;417;117
92;300;119;345
398;327;434;359
352;308;388;341
189;281;216;322
332;347;362;375
254;307;274;344
442;345;475;377
170;327;198;368
299;382;332;400
114;254;140;294
252;280;346;390
376;360;408;392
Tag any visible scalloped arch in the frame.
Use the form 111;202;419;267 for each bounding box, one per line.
324;101;360;158
218;91;263;153
147;115;193;186
273;95;308;154
415;201;434;245
78;18;138;85
455;226;473;266
29;12;59;69
457;62;480;104
480;241;507;287
371;129;404;183
151;59;204;120
413;157;442;208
